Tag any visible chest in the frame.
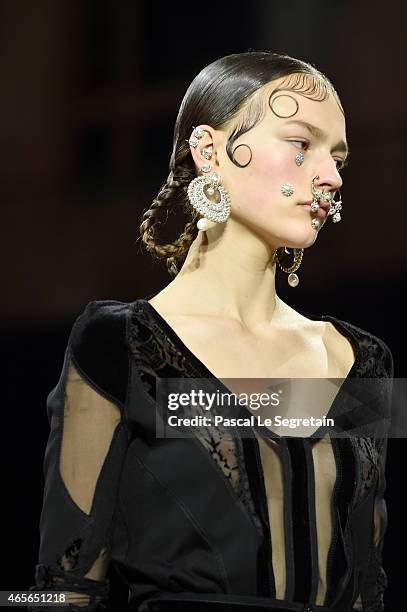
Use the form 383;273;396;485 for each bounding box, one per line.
160;316;355;380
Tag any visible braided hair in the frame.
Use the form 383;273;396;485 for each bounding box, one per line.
139;150;199;277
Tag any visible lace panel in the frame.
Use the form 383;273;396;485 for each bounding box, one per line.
129;301;262;531
353;436;381;503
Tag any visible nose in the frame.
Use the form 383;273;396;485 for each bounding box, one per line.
312;163;343;192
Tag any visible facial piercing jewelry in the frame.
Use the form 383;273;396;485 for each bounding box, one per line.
295;152;304;166
202;147;213;160
187;172;231;231
200;163;212;173
187;126;205;148
328;190;342;223
275;247;304;287
281;184;294;197
310;178;343;230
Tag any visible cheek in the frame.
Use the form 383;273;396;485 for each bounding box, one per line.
254;148;299;183
230;145;301;208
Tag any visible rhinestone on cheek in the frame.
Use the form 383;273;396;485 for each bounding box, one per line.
281;184;294;197
295;152;304;166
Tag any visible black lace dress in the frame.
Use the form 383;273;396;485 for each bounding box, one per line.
28;299;393;612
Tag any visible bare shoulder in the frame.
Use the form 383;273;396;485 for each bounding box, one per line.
276;300;356;376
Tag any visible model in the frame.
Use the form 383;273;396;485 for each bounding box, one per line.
28;51;393;612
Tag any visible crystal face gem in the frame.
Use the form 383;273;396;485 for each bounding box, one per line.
281;184;294;197
333;212;341;223
295;152;304;166
310;202;320;212
311;218;321;230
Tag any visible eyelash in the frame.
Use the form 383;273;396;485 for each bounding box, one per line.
290;140;348;171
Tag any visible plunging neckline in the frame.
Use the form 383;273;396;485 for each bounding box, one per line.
136;298;361;441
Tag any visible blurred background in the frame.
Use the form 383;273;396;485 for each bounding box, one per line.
2;0;405;609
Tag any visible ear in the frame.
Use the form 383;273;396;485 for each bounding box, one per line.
188;125;221;175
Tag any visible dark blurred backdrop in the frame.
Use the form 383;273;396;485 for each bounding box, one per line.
2;1;406;609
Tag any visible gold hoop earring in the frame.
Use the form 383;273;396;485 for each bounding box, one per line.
275;247;304;287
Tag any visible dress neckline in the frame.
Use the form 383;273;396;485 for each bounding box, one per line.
135;298;362;440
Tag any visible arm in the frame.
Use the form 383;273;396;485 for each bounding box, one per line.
28;301;131;611
352;438;389;612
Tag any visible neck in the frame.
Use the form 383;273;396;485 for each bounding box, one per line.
155;218;287;329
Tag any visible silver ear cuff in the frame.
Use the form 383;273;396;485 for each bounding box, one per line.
187;126;205;148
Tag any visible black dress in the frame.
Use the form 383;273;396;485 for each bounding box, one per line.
28;299;393;612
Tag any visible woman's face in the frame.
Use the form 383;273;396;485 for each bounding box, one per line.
209;76;349;250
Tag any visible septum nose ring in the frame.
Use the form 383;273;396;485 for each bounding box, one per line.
311;176;342;223
311;176;333;205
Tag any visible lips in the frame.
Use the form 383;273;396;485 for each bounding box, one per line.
299;199;331;220
300;199;331;212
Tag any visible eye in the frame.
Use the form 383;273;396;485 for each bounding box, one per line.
290;140;309;151
335;158;349;171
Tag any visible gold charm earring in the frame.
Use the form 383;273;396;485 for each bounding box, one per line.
275;247;304;287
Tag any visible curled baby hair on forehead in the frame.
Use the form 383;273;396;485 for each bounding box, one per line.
139;50;342;277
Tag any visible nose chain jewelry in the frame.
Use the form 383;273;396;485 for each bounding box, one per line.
310;178;343;230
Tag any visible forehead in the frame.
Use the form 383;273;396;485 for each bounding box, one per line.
258;74;346;134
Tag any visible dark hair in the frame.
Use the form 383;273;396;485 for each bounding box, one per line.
139;50;340;276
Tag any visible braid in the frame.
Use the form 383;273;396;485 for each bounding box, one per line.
139;155;200;277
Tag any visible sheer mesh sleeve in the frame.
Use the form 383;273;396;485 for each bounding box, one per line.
28;301;131;611
352;438;389;612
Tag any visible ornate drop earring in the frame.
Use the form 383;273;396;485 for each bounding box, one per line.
186;126;231;231
187;169;231;231
275;247;304;287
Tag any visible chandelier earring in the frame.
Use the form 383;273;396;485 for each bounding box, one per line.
186;126;231;231
187;172;231;231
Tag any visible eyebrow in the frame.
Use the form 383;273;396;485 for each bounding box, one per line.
283;119;350;157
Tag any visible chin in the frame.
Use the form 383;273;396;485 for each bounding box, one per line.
268;225;320;250
240;215;323;250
